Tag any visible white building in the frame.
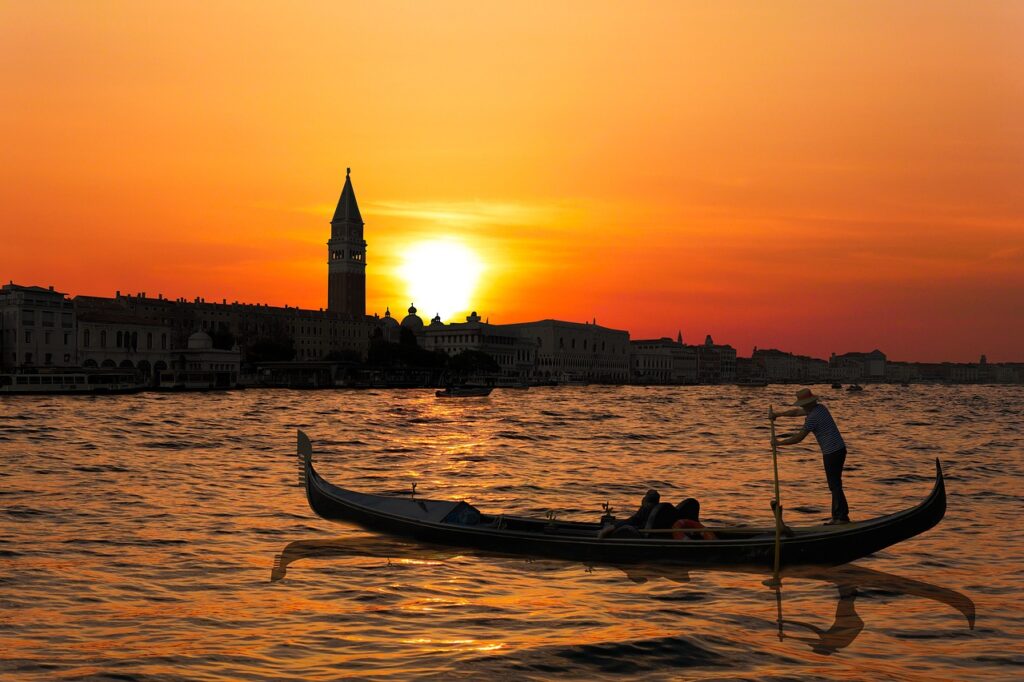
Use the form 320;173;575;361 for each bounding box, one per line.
0;283;77;371
499;319;631;383
76;308;174;381
630;337;699;384
159;331;241;389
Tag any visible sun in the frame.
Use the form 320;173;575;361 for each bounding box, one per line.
398;239;485;320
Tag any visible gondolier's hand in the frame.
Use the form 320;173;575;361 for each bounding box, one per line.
769;405;776;421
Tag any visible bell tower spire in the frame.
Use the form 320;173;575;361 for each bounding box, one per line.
327;168;366;316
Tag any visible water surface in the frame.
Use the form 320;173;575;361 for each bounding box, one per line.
1;385;1021;679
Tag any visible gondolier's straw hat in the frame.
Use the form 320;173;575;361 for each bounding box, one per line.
793;387;819;407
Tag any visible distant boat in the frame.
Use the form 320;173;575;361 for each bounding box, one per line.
296;430;948;567
0;371;144;395
847;384;864;392
435;386;493;398
831;382;843;389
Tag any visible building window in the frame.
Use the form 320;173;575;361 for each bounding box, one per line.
44;353;52;365
147;333;153;350
100;331;107;348
161;333;167;350
64;353;71;363
84;330;90;347
25;352;32;364
116;331;123;348
63;333;70;345
22;310;35;326
25;330;32;343
45;331;52;344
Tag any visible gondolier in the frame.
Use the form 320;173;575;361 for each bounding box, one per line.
771;388;851;525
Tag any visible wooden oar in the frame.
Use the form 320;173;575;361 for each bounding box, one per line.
769;405;784;582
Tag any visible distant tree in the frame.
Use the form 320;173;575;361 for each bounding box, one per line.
210;328;236;350
449;350;500;374
368;336;446;368
246;338;296;363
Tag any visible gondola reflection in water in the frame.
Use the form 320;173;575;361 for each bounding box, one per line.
296;430;946;567
270;535;975;657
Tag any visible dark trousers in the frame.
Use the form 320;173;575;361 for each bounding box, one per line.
823;447;850;520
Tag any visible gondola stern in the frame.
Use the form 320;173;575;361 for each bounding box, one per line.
932;457;946;522
296;429;318;513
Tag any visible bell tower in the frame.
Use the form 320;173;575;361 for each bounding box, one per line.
327;168;366;316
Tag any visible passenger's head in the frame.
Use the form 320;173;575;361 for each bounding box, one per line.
642;489;660;507
676;497;700;521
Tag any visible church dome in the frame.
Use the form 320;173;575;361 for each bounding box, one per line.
187;331;214;350
381;306;400;327
401;303;423;331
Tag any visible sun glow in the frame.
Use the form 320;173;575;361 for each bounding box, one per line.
398;240;485;320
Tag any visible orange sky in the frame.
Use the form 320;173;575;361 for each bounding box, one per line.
2;1;1022;361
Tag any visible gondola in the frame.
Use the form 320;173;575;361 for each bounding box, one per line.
296;430;946;567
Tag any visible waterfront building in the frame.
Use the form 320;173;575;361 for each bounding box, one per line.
99;293;371;363
498;319;631;383
159;331;241;389
76;303;174;380
752;348;829;383
417;310;538;380
0;283;77;371
830;350;887;382
630;337;699;384
885;361;921;383
696;335;737;384
631;338;674;384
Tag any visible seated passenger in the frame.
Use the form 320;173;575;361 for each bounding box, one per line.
672;498;716;540
645;502;681;533
599;489;660;538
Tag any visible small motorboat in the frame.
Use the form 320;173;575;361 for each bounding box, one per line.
831;382;842;389
295;430;946;567
435;386;493;398
847;384;864;392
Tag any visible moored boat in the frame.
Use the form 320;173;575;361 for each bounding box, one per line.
0;370;144;395
296;430;946;567
847;384;864;392
435;385;493;398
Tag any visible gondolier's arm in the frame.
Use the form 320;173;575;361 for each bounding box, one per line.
773;428;809;447
770;406;806;420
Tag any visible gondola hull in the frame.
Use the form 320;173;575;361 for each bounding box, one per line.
297;431;946;567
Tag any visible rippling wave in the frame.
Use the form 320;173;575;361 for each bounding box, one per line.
1;385;1021;679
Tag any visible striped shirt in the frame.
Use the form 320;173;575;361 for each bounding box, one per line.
804;403;846;455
